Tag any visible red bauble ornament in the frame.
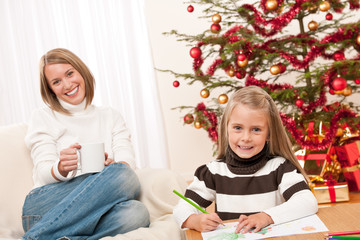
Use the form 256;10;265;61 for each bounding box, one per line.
210;23;221;33
295;99;304;107
333;51;345;61
187;5;194;12
331;77;347;91
237;54;246;61
329;89;335;95
326;13;333;20
278;63;286;73
184;114;194;124
355;79;360;84
235;69;246;79
190;47;202;59
173;80;180;88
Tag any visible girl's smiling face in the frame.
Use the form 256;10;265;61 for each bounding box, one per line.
45;63;86;105
227;103;269;159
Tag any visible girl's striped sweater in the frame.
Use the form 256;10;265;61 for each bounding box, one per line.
173;156;318;228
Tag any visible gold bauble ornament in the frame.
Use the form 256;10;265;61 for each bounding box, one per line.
194;121;202;129
218;94;228;104
336;128;344;137
212;13;222;24
334;90;344;95
270;65;281;75
237;58;248;67
308;21;318;31
356;33;360;45
227;68;235;77
200;88;210;98
343;86;352;96
265;0;278;11
319;1;331;12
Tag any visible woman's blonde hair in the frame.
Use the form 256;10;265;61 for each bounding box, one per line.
217;86;309;182
39;48;95;115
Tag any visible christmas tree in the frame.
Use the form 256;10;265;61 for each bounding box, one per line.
163;0;360;153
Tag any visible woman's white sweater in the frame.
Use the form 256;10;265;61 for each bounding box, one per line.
25;100;135;188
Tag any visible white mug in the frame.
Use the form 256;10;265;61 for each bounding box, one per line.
72;142;105;176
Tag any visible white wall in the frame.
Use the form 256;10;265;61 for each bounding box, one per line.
145;0;214;180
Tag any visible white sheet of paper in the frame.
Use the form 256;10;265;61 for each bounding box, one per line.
201;214;328;240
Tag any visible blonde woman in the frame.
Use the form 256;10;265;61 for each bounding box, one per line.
22;48;149;240
173;86;318;233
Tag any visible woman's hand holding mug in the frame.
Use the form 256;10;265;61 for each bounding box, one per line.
58;143;81;177
53;142;107;180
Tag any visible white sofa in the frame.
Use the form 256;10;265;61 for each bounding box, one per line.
0;123;187;240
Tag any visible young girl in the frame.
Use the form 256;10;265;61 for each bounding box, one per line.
173;86;318;234
22;48;150;240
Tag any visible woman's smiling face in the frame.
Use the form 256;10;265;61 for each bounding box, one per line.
45;63;86;105
227;103;269;159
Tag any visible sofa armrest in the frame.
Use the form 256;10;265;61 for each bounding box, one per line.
0;123;33;238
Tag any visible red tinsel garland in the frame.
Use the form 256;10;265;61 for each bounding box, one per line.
245;75;293;91
193;25;360;78
188;0;360;148
206;59;223;75
281;109;357;150
195;103;218;142
242;0;305;37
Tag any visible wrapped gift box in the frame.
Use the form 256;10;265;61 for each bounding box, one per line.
311;182;349;204
335;141;360;167
342;165;360;192
335;141;360;191
296;148;329;176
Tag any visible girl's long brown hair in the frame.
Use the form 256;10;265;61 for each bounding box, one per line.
217;86;309;182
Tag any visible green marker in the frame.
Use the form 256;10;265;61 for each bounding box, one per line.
173;189;208;213
173;189;225;226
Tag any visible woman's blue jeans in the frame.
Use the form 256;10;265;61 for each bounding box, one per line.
22;163;150;240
